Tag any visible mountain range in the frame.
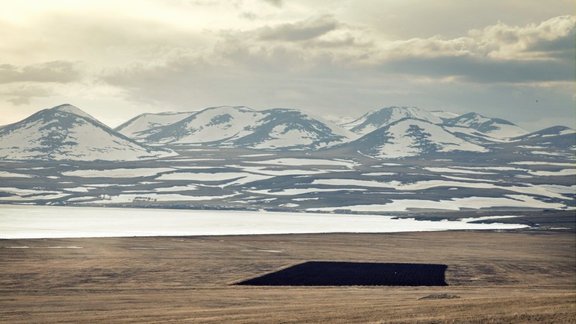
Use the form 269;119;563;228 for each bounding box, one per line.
117;106;353;150
0;104;574;161
0;103;574;213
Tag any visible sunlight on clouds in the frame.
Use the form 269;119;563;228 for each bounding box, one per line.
477;15;576;60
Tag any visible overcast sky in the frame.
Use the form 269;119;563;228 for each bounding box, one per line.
0;0;574;130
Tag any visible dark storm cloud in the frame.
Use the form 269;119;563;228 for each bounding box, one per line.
0;61;81;84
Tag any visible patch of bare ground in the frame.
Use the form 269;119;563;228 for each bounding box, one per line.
0;231;574;323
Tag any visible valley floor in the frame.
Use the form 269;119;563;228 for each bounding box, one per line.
0;230;574;323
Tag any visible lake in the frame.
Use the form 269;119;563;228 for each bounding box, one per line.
0;205;528;239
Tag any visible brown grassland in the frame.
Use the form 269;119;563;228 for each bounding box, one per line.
0;230;575;323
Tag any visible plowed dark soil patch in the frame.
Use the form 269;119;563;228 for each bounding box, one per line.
237;261;448;286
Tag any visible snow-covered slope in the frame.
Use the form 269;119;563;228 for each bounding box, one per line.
344;106;443;135
515;126;575;140
55;105;102;124
0;104;175;161
115;111;195;140
512;126;576;149
8;104;570;159
349;118;488;158
142;106;263;144
344;107;527;140
430;110;459;120
137;106;353;150
443;112;527;139
233;109;355;150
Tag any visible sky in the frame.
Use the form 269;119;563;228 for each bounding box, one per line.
0;0;574;130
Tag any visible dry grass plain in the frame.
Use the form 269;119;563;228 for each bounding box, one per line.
0;230;575;323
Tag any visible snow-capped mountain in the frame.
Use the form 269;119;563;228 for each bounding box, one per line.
345;118;488;158
515;126;575;140
134;106;353;150
3;103;571;160
112;104;570;156
115;111;195;140
1;104;574;214
513;126;576;149
232;108;355;150
344;106;443;135
143;106;264;144
345;107;526;140
443;112;527;139
0;104;174;161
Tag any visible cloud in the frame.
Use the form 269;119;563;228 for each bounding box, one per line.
93;13;575;132
0;84;54;105
378;56;574;83
101;15;575;109
227;15;576;82
369;15;576;83
257;16;340;41
343;0;574;39
0;0;572;131
0;61;82;84
377;15;575;61
0;12;210;68
262;0;283;7
473;15;576;60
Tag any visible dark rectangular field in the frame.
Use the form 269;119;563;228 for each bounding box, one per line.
237;261;448;286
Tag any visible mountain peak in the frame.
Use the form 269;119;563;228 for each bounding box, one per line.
0;104;174;161
52;103;81;113
204;105;255;113
50;104;99;123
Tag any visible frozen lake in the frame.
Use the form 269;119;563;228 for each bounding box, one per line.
0;205;528;239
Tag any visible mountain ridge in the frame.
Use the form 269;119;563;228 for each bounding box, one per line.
127;106;354;150
0;103;573;160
